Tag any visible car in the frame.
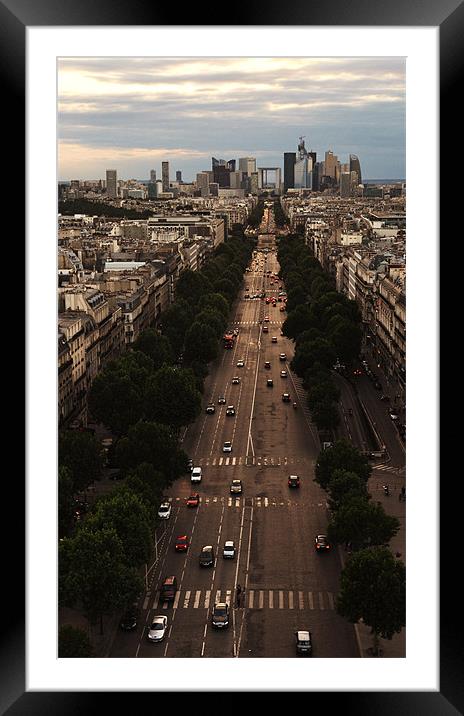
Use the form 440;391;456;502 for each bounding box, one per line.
158;502;172;519
264;316;269;322
315;534;330;552
187;458;194;472
288;475;300;488
147;615;168;642
175;535;189;552
233;328;239;336
223;540;236;558
267;378;273;387
223;441;232;452
262;325;269;333
119;605;139;631
186;493;200;507
218;395;226;404
266;297;271;304
353;368;362;376
295;630;313;655
264;360;271;369
282;393;291;402
237;359;245;367
230;479;242;495
226;405;236;416
271;336;277;343
199;545;215;567
231;376;240;384
206;403;216;414
390;411;399;421
191;467;202;483
280;370;287;378
279;353;287;361
160;576;178;602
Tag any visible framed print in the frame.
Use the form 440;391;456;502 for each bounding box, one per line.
3;0;457;710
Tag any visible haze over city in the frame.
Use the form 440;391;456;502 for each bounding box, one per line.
58;56;405;181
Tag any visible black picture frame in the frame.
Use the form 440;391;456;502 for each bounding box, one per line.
4;0;455;711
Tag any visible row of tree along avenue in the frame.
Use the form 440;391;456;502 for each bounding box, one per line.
277;234;362;437
315;440;405;655
59;230;255;654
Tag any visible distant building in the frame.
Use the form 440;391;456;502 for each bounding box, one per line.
284;152;296;193
196;172;210;197
176;170;182;182
238;157;256;177
349;154;362;185
150;169;156;182
162;162;170;192
340;172;351;198
106;169;117;198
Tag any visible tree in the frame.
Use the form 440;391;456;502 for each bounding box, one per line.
59;465;76;539
328;496;399;550
327;469;370;513
282;305;313;340
285;285;307;313
114;420;188;485
327;318;362;365
160;299;195;356
132;330;174;370
197;292;230;319
175;269;212;306
59;625;94;657
59;430;103;492
307;380;340;406
310;400;340;432
315;439;371;490
195;308;226;338
337;546;406;654
59;527;143;634
124;462;165;509
184;322;219;364
145;365;202;430
84;491;153;567
213;277;236;303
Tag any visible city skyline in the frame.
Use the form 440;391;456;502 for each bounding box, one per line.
58;56;405;181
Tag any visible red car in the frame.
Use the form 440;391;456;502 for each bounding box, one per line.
175;535;189;552
186;493;200;507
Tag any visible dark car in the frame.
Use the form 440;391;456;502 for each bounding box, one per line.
119;606;138;631
279;353;287;362
160;576;178;602
264;361;271;370
206;403;216;414
288;475;300;488
267;378;273;387
315;534;330;552
199;545;215;567
282;393;291;402
230;479;242;495
226;405;236;416
218;396;226;404
295;630;313;655
212;602;230;628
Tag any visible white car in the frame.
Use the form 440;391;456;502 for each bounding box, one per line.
147;615;168;642
223;441;232;453
158;502;171;519
223;540;236;558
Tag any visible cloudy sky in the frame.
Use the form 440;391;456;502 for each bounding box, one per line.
58;56;405;182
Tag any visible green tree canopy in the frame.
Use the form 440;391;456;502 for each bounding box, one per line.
58;625;94;658
175;269;212;306
160;299;195;356
59;430;103;492
282;305;313;340
337;546;406;648
328;496;400;550
184;321;219;364
327;469;370;513
197;292;230;319
145;365;202;429
132;330;174;370
58;465;76;539
315;439;371;490
310;400;340;432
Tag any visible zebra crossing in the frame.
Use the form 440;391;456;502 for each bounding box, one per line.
193;455;313;467
167;495;326;508
148;588;336;612
372;463;405;474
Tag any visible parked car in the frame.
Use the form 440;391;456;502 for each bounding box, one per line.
157;502;172;519
212;602;230;628
147;615;168;642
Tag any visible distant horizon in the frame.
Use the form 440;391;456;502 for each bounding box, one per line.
58;177;405;185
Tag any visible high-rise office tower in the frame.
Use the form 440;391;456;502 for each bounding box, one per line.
238;157;256;176
148;181;157;199
196;172;210;197
349;154;362;185
324;150;338;179
250;172;259;195
227;159;236;173
162;162;170;192
213;164;231;188
150;169;156;182
229;171;242;189
294;137;312;189
284;152;296;192
340;172;351;197
106;169;117;198
176;170;182;182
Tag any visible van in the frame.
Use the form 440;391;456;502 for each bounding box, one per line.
191;467;202;483
160;576;178;602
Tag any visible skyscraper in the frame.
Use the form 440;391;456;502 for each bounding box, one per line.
162;162;170;192
284;153;296;192
340;172;351;198
294;137;312;189
196;172;210;197
176;170;182;182
238;157;256;176
106;169;117;198
349;154;362;185
150;169;156;182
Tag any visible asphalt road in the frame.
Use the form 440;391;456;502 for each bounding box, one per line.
110;231;359;658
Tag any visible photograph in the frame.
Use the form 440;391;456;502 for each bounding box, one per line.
6;2;454;709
